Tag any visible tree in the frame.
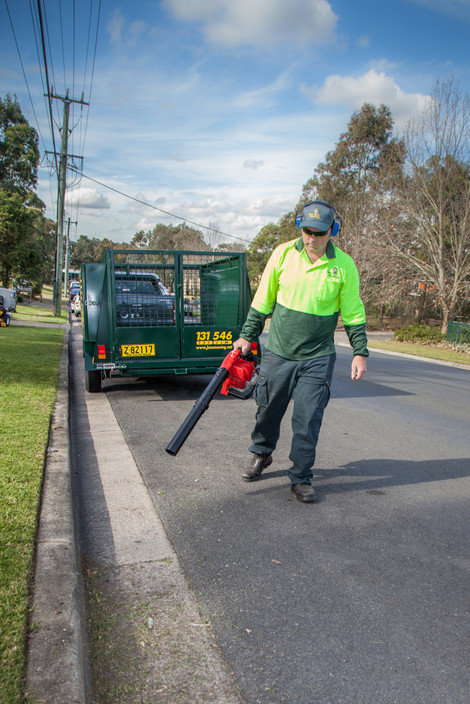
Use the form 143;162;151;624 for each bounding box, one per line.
70;235;103;266
301;103;404;242
0;95;40;195
129;230;148;248
388;79;470;331
216;241;247;252
247;213;298;290
0;190;37;286
28;211;56;289
0;95;53;289
248;223;281;289
299;103;407;317
205;221;223;249
132;223;208;251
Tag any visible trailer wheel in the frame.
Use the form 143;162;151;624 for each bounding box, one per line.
86;369;102;393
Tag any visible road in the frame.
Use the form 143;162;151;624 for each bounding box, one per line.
99;344;469;704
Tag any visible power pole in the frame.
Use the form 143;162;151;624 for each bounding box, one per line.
46;88;88;316
64;217;78;298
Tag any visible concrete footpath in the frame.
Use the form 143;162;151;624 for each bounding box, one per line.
25;320;246;703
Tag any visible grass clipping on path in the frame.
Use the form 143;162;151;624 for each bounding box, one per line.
0;326;64;703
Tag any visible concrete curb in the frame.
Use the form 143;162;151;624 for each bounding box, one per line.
25;329;91;703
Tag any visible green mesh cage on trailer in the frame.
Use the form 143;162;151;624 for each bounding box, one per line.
80;249;259;392
446;320;470;345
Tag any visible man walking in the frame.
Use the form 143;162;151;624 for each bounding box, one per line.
233;200;368;503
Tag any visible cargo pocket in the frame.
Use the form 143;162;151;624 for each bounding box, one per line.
255;375;268;407
317;380;331;410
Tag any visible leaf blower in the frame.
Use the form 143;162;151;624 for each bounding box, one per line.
165;345;258;456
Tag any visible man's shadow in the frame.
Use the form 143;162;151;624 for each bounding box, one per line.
249;457;470;499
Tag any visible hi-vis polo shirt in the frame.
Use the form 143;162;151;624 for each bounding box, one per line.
240;238;369;360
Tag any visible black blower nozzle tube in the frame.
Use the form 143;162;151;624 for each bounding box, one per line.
165;366;230;456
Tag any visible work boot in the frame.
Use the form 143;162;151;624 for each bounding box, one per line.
291;483;316;503
242;453;272;482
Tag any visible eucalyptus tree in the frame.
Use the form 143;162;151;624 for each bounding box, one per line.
0;95;53;288
247;212;298;290
387;79;470;331
300;103;405;251
299;103;406;317
0;94;39;195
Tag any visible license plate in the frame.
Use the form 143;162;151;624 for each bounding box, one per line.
121;344;155;357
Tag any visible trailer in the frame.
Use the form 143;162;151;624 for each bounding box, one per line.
80;249;258;392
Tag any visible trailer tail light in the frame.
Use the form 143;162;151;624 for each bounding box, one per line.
97;345;106;359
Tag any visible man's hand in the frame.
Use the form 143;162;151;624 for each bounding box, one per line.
351;355;367;380
233;337;253;355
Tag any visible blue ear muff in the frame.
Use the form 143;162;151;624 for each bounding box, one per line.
333;215;342;236
296;212;302;229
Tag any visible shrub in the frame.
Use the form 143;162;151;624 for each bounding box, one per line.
443;341;470;354
394;324;445;344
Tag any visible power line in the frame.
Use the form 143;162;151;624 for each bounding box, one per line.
68;167;253;245
3;0;46;150
57;0;66;87
80;0;101;158
36;0;59;175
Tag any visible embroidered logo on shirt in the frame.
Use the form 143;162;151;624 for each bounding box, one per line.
328;266;341;281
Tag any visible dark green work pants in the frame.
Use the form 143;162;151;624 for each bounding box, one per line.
249;349;336;485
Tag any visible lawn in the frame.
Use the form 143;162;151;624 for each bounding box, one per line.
14;284;68;326
367;339;470;366
14;303;67;326
0;325;65;703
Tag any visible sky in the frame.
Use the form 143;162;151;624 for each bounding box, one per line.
1;0;470;247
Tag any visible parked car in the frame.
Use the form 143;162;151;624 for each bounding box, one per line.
0;287;17;312
114;272;175;326
71;294;81;317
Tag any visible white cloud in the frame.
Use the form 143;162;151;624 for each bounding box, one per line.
163;0;338;47
107;9;148;47
132;189;297;244
66;187;110;210
244;160;264;170
234;68;295;108
302;69;430;126
107;9;125;45
405;0;470;23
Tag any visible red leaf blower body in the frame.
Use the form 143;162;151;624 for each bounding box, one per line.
165;346;258;456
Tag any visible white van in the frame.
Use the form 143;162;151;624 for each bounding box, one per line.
0;287;17;312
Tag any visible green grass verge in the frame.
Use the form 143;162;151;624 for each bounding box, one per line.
367;339;470;366
0;326;65;703
14;304;67;326
13;284;68;325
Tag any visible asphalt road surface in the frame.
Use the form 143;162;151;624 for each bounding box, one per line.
102;346;470;704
